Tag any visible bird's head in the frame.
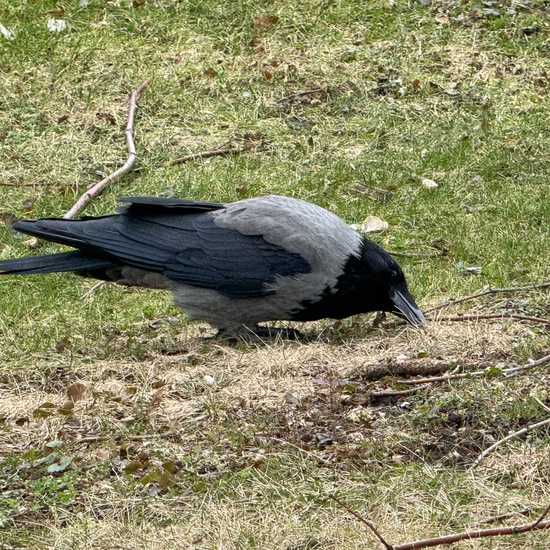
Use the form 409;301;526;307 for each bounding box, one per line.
357;239;426;326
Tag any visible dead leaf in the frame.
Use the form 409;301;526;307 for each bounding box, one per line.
250;38;265;53
346;407;373;424
149;388;163;409
96;111;116;124
33;403;57;418
252;15;279;30
262;68;273;80
58;402;75;415
96;448;111;461
43;7;65;17
350;216;389;233
124;460;145;473
204;67;218;77
67;382;87;402
55;337;71;353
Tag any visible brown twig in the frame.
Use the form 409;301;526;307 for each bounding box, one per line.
469;417;550;470
170;147;249;166
334;497;550;550
478;508;531;524
531;503;550;529
359;358;469;382
63;79;151;219
425;282;550;314
277;87;325;103
433;313;550;326
329;495;393;549
398;353;549;385
392;518;550;549
398;368;491;385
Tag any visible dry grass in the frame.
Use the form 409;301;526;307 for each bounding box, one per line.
1;1;549;548
1;319;549;548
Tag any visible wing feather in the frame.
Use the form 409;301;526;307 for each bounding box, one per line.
11;198;311;298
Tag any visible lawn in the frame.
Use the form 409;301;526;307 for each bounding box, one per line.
0;1;549;548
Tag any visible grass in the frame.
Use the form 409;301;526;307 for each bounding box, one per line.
0;0;549;548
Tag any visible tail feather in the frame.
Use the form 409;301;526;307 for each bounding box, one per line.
0;250;118;275
12;217;116;249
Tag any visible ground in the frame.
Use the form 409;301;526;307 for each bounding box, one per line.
0;1;549;548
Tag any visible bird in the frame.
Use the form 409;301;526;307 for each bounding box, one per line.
0;194;425;338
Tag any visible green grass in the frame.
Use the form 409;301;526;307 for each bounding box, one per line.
0;1;549;548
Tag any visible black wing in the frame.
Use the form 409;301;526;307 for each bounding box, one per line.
11;197;311;298
117;196;225;214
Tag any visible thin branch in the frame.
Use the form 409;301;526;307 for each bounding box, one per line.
335;496;550;550
63;79;151;219
531;503;550;529
433;313;550;326
425;283;550;314
398;368;492;385
359;358;472;382
171;141;270;166
80;280;106;300
329;495;393;550
478;508;531;524
504;354;550;377
392;519;550;550
170;147;250;166
398;354;549;386
469;417;550;470
533;396;550;414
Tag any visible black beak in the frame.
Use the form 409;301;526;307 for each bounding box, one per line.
390;288;426;326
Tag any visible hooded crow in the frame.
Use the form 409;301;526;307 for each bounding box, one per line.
0;195;425;337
